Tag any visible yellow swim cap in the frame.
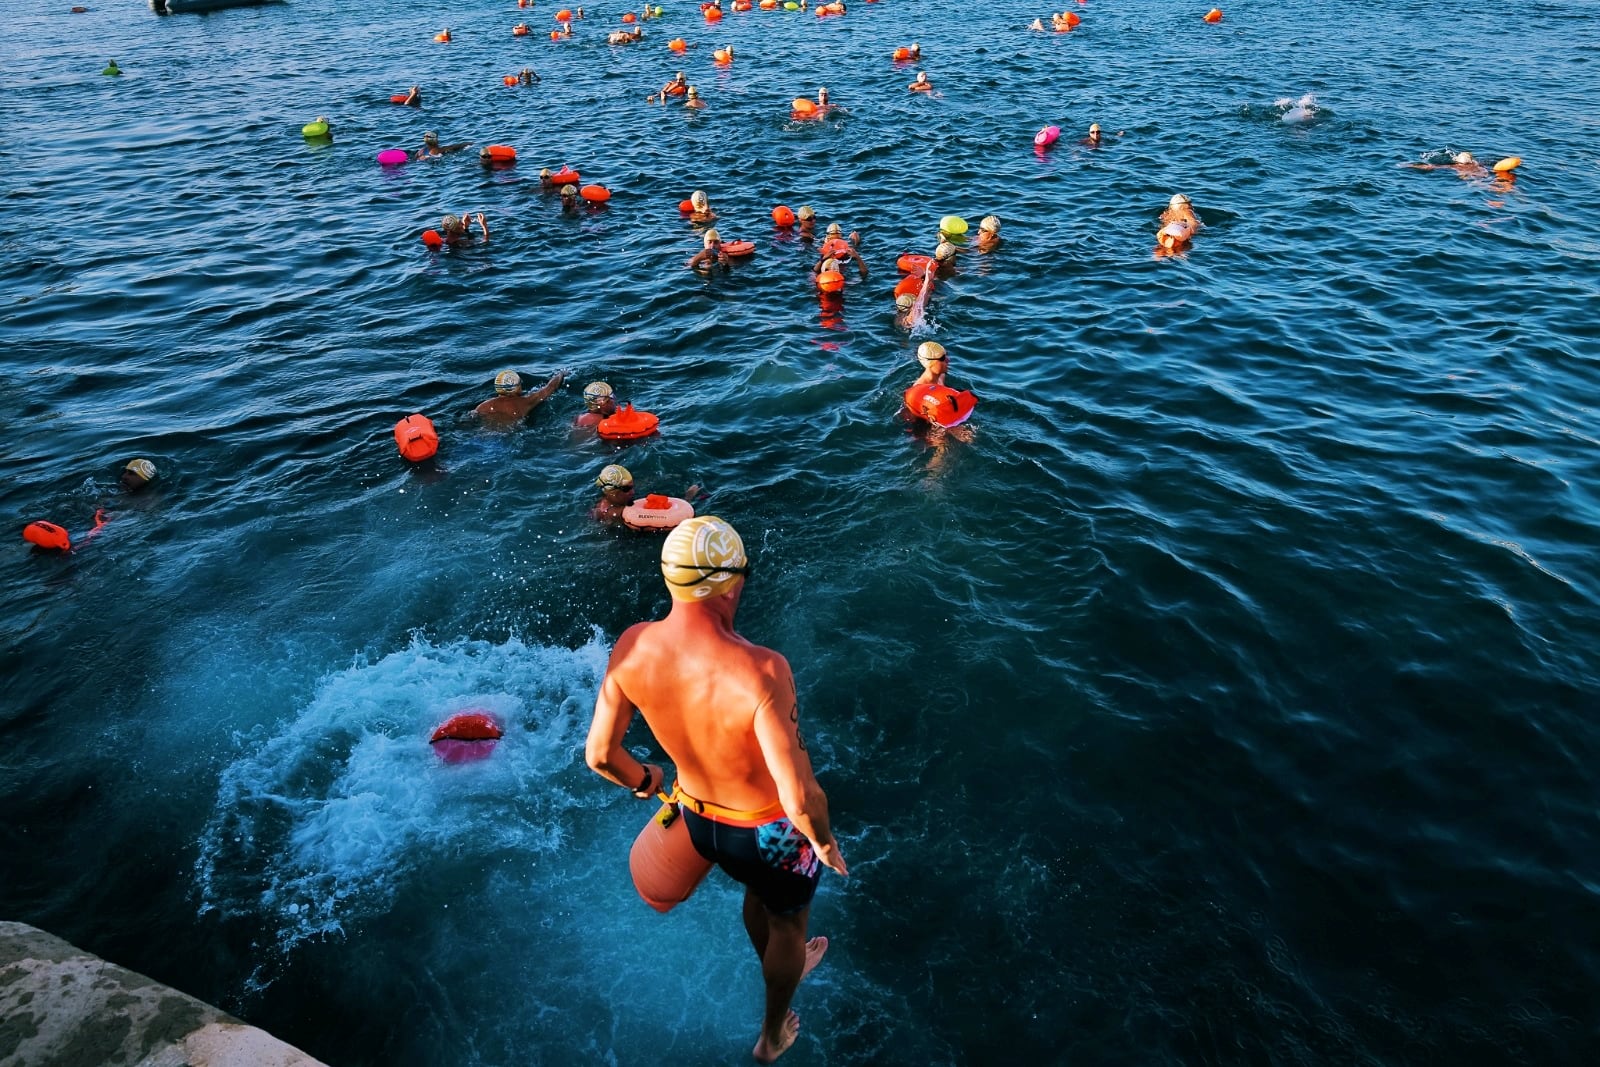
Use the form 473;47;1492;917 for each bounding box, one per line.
540;167;552;178
825;222;842;237
583;381;614;409
661;515;748;601
124;458;157;482
596;464;633;490
687;86;699;98
704;229;721;246
442;214;462;231
562;184;577;196
691;189;709;210
917;341;947;366
494;370;521;394
797;205;815;220
895;292;915;310
1089;123;1100;133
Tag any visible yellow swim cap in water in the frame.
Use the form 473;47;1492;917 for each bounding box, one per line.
797;205;815;220
596;463;633;490
583;381;614;409
825;222;842;237
562;184;577;196
662;515;748;601
704;229;721;246
917;341;947;366
895;292;915;311
494;370;522;394
124;458;157;483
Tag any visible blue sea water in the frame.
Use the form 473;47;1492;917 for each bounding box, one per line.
3;0;1599;1063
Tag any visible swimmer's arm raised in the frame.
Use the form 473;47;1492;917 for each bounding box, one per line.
753;665;848;877
585;657;661;795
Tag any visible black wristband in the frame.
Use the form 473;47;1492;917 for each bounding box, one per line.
632;766;654;798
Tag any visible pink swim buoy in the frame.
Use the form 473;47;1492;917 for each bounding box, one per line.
429;710;504;763
377;149;409;166
1034;125;1060;147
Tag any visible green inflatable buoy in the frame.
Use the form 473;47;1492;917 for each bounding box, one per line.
302;117;331;140
101;60;121;76
783;1;798;8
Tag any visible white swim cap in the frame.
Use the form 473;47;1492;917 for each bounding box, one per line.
703;229;721;246
583;381;614;409
661;515;748;601
917;341;947;366
596;464;633;490
1169;193;1190;208
1454;152;1475;165
979;215;1000;233
1089;123;1100;133
561;184;577;196
934;241;957;261
687;86;699;97
895;293;915;310
826;222;842;237
494;370;522;395
691;189;709;210
797;205;815;220
820;257;841;272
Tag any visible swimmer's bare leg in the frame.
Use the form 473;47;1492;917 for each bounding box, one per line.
742;891;827;975
751;905;814;1063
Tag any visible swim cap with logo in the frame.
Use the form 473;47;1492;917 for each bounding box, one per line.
691;190;709;210
662;515;748;601
124;458;157;483
895;293;915;311
583;381;614;409
917;341;947;366
596;463;633;490
494;370;521;394
934;241;957;261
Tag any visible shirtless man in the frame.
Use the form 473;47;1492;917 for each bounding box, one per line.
586;516;847;1063
473;369;565;421
575;381;617;428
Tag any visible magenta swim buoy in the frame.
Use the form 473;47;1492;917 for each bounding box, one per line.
377;149;409;166
1034;125;1060;147
430;710;503;763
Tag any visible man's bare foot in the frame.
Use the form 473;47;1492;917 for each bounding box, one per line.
801;936;828;980
752;1009;799;1063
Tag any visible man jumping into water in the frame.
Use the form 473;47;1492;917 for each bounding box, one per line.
586;516;848;1063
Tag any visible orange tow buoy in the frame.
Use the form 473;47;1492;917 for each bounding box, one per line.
23;521;71;552
421;229;444;248
597;404;660;441
580;184;611;202
622;11;637;21
772;204;796;226
434;29;451;42
630;806;713;913
484;144;517;162
555;8;573;20
816;269;845;293
1203;8;1222;22
430;710;504;764
678;198;695;212
503;75;518;85
395;414;439;462
668;37;688;52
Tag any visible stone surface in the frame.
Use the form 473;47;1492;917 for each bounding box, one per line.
0;922;328;1067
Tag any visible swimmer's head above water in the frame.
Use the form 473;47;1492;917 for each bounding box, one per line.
691;189;710;211
979;215;1000;234
1169;193;1191;209
934;240;957;262
895;292;916;312
797;205;815;222
121;458;157;490
494;370;523;395
1454;152;1475;165
703;228;721;247
917;341;948;368
583;381;615;411
661;515;749;601
596;463;633;492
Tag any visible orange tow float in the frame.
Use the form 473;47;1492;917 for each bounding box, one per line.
598;404;660;441
395;414;439;461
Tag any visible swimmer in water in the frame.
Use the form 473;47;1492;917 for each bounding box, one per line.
474;369;566;422
816;86;833;112
909;71;932;92
796;205;817;239
1080;123;1102;147
894;291;917;329
685;86;707;109
912;341;948;388
585;515;846;1064
933;239;959;276
815;223;868;278
440;212;490;244
687;189;717;224
575;381;618;428
976;215;1002;252
1405;151;1491;179
1156;193;1201;252
592;464;636;523
402;85;421;107
102;60;121;76
1029;17;1044;30
560;184;580;213
120;458;158;492
609;26;644;44
687;229;732;273
519;67;540;84
653;70;689;102
416;131;470;160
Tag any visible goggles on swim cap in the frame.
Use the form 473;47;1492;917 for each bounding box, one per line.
825;222;842;236
1169;194;1190;208
895;293;915;310
661;515;749;601
917;341;947;365
582;381;614;409
596;463;633;490
423;132;439;144
540;168;552;178
934;242;956;261
687;87;699;97
494;370;522;394
124;458;157;482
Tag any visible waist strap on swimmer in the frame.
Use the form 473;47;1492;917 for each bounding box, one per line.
667;781;785;827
